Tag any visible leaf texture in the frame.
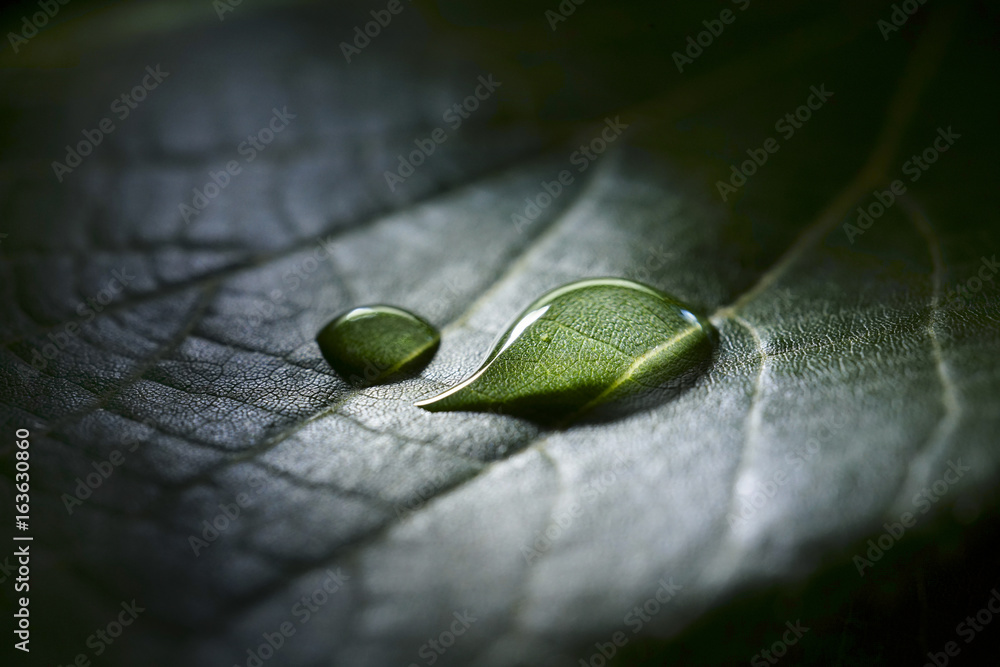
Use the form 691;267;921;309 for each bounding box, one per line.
1;2;998;666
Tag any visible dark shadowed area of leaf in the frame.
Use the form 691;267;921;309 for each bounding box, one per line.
1;1;999;665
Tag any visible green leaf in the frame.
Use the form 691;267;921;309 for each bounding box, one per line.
414;278;713;418
1;2;998;666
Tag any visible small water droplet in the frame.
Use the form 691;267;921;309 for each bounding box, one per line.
316;305;439;385
414;278;713;418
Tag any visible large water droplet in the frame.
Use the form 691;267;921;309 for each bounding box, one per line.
414;278;713;418
317;305;440;385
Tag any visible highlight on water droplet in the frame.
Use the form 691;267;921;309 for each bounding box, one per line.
316;305;440;385
414;278;714;419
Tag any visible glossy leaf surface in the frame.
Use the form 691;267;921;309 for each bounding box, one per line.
0;2;998;666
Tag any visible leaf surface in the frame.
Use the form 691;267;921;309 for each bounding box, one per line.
1;2;998;666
